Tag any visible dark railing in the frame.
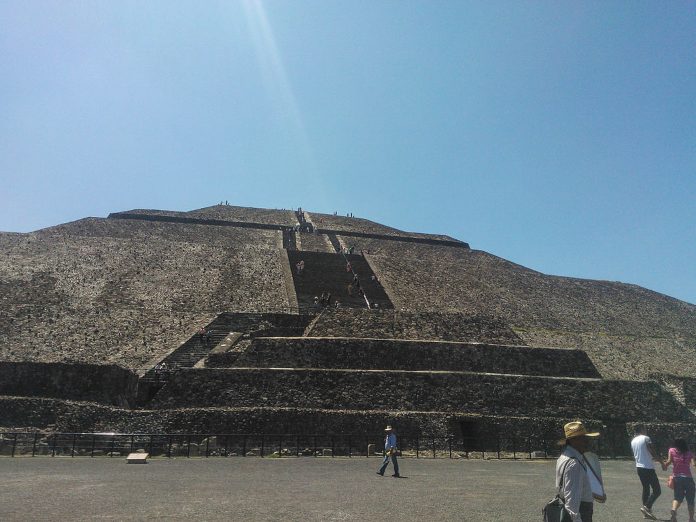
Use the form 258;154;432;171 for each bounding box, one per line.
0;432;630;459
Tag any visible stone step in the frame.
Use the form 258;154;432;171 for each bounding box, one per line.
149;368;694;424
231;337;600;378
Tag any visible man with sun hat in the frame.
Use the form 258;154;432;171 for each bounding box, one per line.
376;425;400;477
555;421;600;522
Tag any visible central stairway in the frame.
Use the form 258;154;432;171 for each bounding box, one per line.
287;250;393;312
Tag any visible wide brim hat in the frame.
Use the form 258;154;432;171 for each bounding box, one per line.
384;425;393;431
558;421;600;444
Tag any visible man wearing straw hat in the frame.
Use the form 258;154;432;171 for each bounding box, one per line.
376;425;400;477
555;421;600;522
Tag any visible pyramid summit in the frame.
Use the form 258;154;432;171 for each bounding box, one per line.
1;204;695;448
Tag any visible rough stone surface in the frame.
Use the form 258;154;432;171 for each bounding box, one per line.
232;337;600;378
0;218;290;368
150;368;692;423
0;362;137;406
306;309;522;345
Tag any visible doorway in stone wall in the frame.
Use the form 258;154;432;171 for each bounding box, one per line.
459;420;479;452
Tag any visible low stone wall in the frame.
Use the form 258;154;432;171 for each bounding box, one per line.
232;337;600;378
0;362;138;406
150;368;692;423
306;309;523;345
0;396;608;445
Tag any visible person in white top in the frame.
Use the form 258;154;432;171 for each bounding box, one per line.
631;424;665;520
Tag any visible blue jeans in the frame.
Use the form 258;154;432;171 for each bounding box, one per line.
378;453;399;475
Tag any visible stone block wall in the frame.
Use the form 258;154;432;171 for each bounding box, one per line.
232;337;600;378
306;309;522;345
150;368;693;423
0;396;607;444
0;362;137;406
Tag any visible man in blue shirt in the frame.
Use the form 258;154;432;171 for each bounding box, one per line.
377;425;400;477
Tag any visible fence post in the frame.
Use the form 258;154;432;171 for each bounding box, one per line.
528;437;532;459
12;433;18;457
90;435;96;457
261;434;265;458
348;435;352;458
206;436;210;458
512;435;516;460
416;436;419;459
149;435;154;456
71;434;76;457
110;437;115;457
243;435;247;457
449;437;452;459
187;435;191;458
279;435;283;457
432;437;435;459
366;435;369;458
167;436;172;458
313;435;317;457
331;435;335;458
32;432;38;457
51;434;57;457
224;436;229;457
296;435;300;457
497;435;501;460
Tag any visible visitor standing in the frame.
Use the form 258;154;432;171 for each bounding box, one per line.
376;425;400;477
555;421;600;522
663;438;695;522
631;424;664;520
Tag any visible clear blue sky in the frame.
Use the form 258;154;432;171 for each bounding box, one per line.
2;1;695;304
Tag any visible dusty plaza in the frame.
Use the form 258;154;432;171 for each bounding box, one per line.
0;456;680;521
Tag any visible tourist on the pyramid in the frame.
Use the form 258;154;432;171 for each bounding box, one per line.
300;260;305;273
325;292;332;307
198;327;206;343
662;438;695;522
346;262;351;273
205;329;213;346
376;425;400;477
631;424;664;520
555;421;600;522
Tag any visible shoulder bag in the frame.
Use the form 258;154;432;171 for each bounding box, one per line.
543;458;576;522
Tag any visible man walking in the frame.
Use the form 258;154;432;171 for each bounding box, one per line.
631;424;664;520
376;425;400;477
556;421;600;522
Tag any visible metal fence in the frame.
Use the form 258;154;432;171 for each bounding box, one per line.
0;432;630;459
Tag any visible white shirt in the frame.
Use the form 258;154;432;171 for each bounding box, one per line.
556;446;593;522
631;435;655;469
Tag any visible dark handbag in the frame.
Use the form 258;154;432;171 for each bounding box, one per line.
543;496;572;522
543;459;574;522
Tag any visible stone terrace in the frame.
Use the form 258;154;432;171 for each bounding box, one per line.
151;368;693;423
0;218;290;369
343;237;696;380
310;211;455;241
114;205;298;227
230;337;600;378
306;309;522;345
